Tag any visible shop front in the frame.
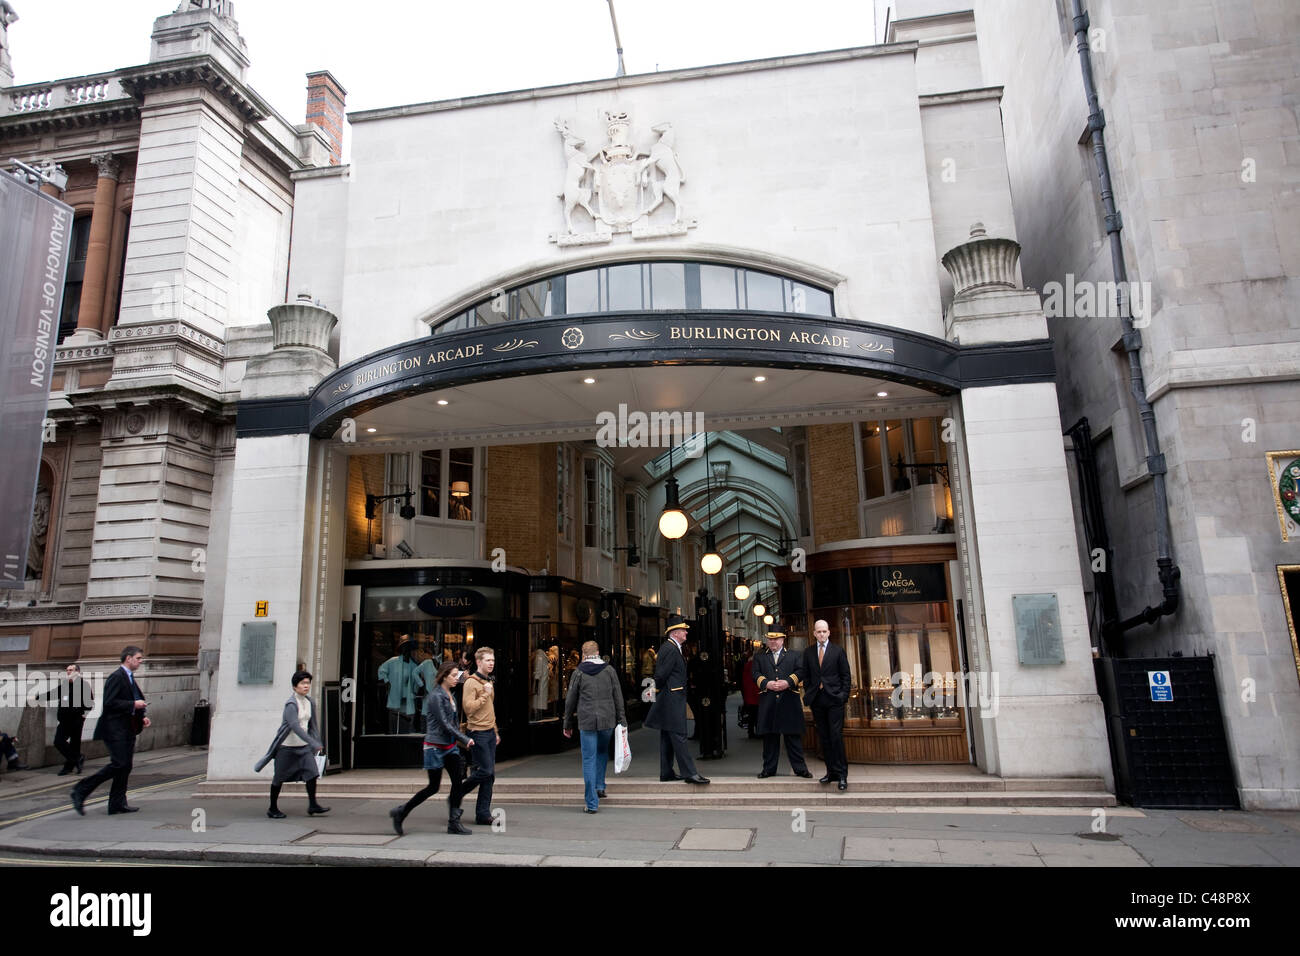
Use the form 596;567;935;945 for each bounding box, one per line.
790;546;968;764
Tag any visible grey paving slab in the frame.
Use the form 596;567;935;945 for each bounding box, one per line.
1122;836;1281;867
676;827;754;851
295;832;399;846
936;839;1043;866
650;859;771;866
843;836;942;863
1032;840;1149;867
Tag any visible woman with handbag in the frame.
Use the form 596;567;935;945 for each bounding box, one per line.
256;670;330;819
390;660;475;836
562;641;627;814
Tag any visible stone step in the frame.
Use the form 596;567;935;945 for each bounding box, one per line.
197;775;1108;798
190;785;1114;808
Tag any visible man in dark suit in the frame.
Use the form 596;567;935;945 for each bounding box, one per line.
52;663;94;776
642;614;709;785
803;618;852;791
71;645;150;815
754;630;812;778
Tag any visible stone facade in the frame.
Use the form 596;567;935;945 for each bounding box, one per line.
969;0;1300;808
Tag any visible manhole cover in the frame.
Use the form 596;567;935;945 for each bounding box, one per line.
674;828;755;851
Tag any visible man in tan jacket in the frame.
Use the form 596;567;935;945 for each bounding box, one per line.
461;647;499;826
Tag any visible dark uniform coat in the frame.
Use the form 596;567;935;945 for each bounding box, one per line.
754;646;806;735
643;639;688;735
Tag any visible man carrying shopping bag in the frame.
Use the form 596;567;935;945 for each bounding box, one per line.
563;641;626;814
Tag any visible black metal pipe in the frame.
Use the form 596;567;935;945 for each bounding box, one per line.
1069;0;1180;641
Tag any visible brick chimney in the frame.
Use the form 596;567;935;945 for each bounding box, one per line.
305;71;346;166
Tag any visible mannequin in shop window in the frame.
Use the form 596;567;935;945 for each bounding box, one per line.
531;646;551;718
547;646;561;710
377;640;421;733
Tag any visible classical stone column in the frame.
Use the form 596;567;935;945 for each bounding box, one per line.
942;223;1112;785
207;294;338;780
75;152;122;338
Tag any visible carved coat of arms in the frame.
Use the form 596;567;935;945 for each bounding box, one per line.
551;111;697;246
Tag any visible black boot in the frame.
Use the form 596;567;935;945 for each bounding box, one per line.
447;807;471;835
389;805;407;836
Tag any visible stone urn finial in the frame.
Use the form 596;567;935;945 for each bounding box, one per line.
941;222;1021;298
266;291;337;353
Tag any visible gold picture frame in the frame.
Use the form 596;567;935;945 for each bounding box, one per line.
1266;450;1300;542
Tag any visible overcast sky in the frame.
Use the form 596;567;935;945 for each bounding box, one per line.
8;1;883;129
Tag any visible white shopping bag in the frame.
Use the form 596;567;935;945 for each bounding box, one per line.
613;724;632;774
315;753;327;776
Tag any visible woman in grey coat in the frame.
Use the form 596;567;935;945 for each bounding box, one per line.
390;659;476;836
563;641;627;813
255;670;330;819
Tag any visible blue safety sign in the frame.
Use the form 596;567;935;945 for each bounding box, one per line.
1148;670;1173;702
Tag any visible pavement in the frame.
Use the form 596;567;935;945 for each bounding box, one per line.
2;742;1299;866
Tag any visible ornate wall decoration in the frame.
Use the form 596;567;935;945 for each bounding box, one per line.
1268;450;1300;541
550;112;697;247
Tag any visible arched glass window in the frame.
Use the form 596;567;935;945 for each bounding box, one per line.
430;261;833;335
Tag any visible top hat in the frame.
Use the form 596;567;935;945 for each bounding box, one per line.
665;613;691;636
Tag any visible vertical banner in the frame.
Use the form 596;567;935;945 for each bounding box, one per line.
0;173;72;588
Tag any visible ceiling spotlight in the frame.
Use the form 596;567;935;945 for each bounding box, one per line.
877;391;889;397
753;375;766;382
366;427;377;433
437;399;449;406
583;377;596;384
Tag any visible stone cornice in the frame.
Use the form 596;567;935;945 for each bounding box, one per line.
350;42;920;124
117;55;270;123
0;100;140;138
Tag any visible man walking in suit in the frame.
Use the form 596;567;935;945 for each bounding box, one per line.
71;646;149;815
643;614;710;785
803;618;851;791
755;630;812;779
52;663;94;776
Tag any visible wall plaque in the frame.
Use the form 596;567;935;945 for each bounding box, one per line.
238;622;276;684
1013;594;1064;665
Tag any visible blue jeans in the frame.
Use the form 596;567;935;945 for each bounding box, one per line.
580;728;613;810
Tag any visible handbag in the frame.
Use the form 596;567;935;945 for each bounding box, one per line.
613;723;632;774
315;753;327;776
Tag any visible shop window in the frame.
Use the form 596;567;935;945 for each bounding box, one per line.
857;416;952;537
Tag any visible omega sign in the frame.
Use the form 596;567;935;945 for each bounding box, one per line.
854;564;947;604
417;587;487;617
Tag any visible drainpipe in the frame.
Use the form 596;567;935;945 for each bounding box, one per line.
1069;0;1180;651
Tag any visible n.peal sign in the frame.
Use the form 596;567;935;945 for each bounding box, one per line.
417;587;488;617
0;174;72;588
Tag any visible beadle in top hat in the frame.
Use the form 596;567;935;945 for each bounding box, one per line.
643;611;709;785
